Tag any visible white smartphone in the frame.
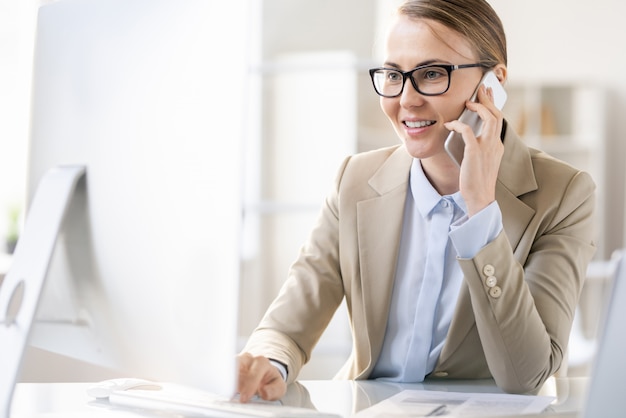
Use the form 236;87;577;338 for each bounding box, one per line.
444;70;507;167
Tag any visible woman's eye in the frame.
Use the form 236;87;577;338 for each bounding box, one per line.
387;72;402;82
423;69;445;80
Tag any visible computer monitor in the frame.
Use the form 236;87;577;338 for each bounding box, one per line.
22;0;249;397
581;249;626;417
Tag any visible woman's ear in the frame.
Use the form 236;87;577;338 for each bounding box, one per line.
493;64;507;84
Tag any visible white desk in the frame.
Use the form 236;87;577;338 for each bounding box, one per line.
9;377;588;417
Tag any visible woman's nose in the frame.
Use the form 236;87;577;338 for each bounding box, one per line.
399;79;426;108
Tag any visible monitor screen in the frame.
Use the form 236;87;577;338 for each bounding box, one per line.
24;0;251;396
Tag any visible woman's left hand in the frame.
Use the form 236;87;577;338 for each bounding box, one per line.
444;85;504;216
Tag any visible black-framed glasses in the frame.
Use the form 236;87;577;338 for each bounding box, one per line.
369;63;486;98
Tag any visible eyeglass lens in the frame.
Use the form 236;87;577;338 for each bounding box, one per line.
372;66;450;97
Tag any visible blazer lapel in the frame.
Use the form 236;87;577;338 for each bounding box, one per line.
357;146;412;373
496;127;538;254
438;126;538;364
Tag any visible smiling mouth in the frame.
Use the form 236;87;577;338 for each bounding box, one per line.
404;120;436;128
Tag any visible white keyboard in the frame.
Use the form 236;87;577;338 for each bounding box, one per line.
106;387;342;418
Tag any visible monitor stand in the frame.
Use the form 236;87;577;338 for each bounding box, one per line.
0;166;86;418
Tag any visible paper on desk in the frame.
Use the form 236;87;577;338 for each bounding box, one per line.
354;389;555;417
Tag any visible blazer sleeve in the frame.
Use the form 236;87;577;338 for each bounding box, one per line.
457;168;596;393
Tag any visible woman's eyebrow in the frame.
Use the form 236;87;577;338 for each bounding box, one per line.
381;59;444;69
382;61;401;69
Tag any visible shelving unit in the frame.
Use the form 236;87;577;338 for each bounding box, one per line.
239;52;365;377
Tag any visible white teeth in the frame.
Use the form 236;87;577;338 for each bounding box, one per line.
405;120;435;128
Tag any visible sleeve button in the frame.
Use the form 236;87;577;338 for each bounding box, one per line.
485;276;498;288
483;264;496;277
489;286;502;298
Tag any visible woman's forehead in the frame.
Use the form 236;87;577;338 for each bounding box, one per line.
384;15;477;65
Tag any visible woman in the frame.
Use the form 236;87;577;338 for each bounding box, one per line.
238;0;595;402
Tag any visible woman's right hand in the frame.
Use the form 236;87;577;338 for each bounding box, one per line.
236;353;287;403
444;84;504;216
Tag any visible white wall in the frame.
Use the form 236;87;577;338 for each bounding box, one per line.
0;0;37;245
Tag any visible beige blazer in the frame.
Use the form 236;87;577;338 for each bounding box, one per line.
243;126;596;394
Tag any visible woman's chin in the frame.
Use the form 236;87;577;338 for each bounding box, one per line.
402;140;441;160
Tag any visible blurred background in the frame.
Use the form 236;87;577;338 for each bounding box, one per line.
1;0;623;381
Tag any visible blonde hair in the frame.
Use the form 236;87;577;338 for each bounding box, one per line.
398;0;507;67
